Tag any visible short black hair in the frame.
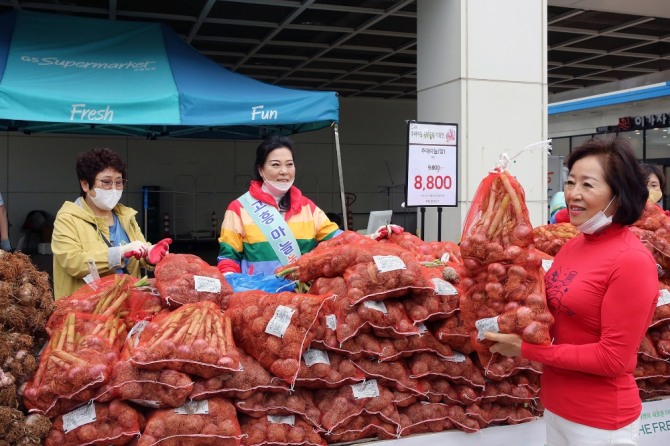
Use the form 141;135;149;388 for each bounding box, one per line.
640;163;666;192
566;136;647;225
75;148;126;198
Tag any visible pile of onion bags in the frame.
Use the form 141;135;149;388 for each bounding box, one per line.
155;253;233;308
239;413;326;446
532;223;579;257
97;327;194;409
23;312;124;416
46;274;140;335
130;301;241;379
44;400;140;446
459;168;554;364
276;242;431;305
226;291;333;385
139;398;242;446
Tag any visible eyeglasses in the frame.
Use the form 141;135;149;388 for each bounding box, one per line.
95;178;127;190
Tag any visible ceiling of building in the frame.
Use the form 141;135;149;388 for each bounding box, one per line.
0;0;668;101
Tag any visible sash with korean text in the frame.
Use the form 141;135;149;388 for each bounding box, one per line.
239;192;301;266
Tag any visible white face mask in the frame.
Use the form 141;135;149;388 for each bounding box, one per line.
89;187;122;211
577;196;615;234
263;178;294;196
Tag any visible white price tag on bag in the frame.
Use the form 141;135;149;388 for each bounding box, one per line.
303;349;330;367
268;415;296;426
351;379;380;399
364;300;388;314
373;255;406;273
658;289;670;307
475;316;500;340
175;400;209;415
265;305;295;338
127;319;149;348
325;314;337;331
62;401;97;433
193;275;222;293
443;352;467;363
432;278;458;295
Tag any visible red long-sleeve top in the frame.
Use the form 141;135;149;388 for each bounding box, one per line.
522;224;658;430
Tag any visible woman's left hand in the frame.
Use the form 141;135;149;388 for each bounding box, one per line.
484;332;523;357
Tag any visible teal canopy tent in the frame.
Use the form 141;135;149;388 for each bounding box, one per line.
0;10;349;227
0;10;339;139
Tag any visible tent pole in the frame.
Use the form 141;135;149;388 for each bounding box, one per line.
333;124;348;231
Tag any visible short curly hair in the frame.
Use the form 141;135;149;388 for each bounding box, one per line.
75;148;126;197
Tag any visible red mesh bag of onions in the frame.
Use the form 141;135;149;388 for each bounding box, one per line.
139;398;243;446
433;313;474;354
408;351;486;389
315;379;401;433
398;402;456;436
239;413;326;446
341;249;431;305
235;388;323;431
46;274;139;336
190;348;289;401
130;301;241;379
125;278;167;330
44;400;140;446
532;223;579;257
295;348;365;389
458;166;554;360
154;253;233;309
226;290;334;385
274;238;379;282
466;402;535;428
403;264;462;323
323;413;398;443
276;243;431;305
351;357;423;395
96;326;194;408
333;297;420;344
24;313;124;416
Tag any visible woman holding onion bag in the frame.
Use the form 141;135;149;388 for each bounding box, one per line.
51;148;172;299
485;137;658;446
217;135;341;276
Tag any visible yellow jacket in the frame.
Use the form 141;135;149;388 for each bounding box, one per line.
51;197;149;299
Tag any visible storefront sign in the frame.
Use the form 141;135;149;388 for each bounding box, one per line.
597;112;670;133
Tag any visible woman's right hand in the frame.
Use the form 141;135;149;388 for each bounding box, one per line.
484;332;523;357
121;241;149;259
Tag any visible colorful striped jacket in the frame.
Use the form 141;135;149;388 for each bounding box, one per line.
217;181;340;275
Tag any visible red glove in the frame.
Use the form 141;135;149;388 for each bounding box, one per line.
217;259;241;275
148;238;172;264
122;241;149;259
370;224;404;241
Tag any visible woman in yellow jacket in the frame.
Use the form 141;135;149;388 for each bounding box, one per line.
51;148;171;299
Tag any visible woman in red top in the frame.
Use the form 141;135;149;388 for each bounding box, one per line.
486;137;658;446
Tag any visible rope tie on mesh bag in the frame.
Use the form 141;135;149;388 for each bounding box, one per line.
492;139;553;173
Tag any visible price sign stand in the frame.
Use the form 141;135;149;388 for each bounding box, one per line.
405;121;458;241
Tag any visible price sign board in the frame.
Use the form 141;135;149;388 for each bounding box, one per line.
405;121;458;207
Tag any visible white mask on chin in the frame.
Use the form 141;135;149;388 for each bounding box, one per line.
576;196;615;234
89;188;122;211
262;178;294;196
